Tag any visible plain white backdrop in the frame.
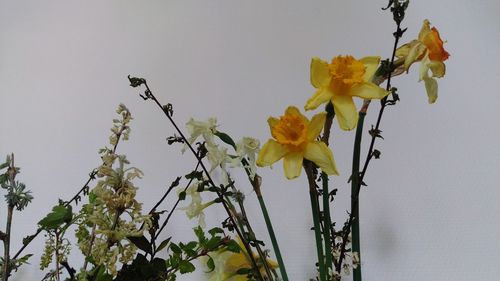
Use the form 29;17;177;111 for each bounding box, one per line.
0;0;499;280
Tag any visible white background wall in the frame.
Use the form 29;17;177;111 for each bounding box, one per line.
0;0;498;280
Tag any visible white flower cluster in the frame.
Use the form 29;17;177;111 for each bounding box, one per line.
179;118;261;227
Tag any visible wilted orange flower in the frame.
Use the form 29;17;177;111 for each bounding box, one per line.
396;19;450;103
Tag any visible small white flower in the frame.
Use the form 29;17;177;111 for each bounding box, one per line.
185;117;218;148
206;144;230;173
234;137;260;178
179;183;214;228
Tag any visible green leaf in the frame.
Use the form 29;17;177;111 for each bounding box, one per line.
205;236;222;250
38;205;73;230
151;258;167;273
156;237;171;253
184;241;198;250
170;243;182;254
178;191;186;201
185;170;203;181
214;131;237;150
127;236;152;254
226;239;241;253
178;260;195;274
236;268;252;275
88;192;97;204
0;174;8;185
94;265;113;281
208;227;224;237
194;226;207;245
206;257;215;273
0;161;9;170
22;234;37;246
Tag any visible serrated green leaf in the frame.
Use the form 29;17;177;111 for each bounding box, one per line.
205;236;222;250
208;227;224;237
194;226;207;245
178;260;195;274
38;205;73;230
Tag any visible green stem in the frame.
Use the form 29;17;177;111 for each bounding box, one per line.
3;154;17;281
305;163;326;281
2;205;13;281
255;190;289;281
321;172;333;274
351;112;366;281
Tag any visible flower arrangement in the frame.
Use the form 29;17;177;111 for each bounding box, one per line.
0;1;450;281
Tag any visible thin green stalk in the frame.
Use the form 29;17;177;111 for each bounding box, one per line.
321;172;333;274
2;205;13;281
351;112;366;281
3;154;17;281
305;162;326;281
254;185;289;281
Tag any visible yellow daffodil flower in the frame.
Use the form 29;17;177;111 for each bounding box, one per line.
396;19;450;103
207;238;278;281
305;55;388;130
256;106;338;179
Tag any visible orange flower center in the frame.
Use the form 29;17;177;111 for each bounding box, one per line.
328;56;365;84
422;27;450;62
272;113;308;150
328;55;366;93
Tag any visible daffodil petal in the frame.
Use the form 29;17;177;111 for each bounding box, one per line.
267;117;279;134
419;56;431;82
256;139;287;167
234;276;248;281
428;60;446;78
360;56;380;82
395;42;412;58
285;105;309;126
422;76;438;104
332;95;358;130
226;252;249;270
418;19;431;41
349;82;389;100
307;112;326;141
304;142;339;176
310;57;330;88
404;42;426;71
283;151;304;179
305;88;332;111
